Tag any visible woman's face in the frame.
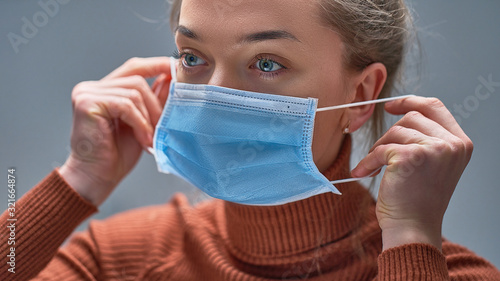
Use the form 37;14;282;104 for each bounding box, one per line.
175;0;361;171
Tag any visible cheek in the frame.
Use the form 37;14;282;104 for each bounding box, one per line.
312;111;343;149
308;75;350;168
310;110;346;171
309;74;348;146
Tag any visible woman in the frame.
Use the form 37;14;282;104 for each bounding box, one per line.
1;0;499;280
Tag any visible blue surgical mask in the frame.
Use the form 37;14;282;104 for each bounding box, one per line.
149;57;414;206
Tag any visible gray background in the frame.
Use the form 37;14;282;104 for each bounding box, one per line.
1;0;499;269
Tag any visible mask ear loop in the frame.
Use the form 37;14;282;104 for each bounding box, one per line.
317;94;416;112
146;57;179;156
170;56;178;82
317;94;417;186
330;168;381;185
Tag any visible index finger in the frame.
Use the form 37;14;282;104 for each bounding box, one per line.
384;96;469;140
103;57;171;80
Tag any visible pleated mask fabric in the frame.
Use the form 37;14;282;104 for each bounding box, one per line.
150;57;414;206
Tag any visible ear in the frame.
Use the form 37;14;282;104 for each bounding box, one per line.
347;62;387;133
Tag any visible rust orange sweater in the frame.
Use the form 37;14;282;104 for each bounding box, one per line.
1;137;499;280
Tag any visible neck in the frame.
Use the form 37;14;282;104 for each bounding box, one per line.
217;135;375;270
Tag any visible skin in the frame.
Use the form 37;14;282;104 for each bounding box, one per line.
174;0;362;173
60;0;473;252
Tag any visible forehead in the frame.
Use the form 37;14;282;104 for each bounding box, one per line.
178;0;321;41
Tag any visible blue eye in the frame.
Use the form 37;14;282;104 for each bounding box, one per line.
183;54;206;67
257;58;283;72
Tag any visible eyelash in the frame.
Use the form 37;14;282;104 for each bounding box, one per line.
252;54;287;80
171;50;288;79
171;49;199;74
172;49;190;60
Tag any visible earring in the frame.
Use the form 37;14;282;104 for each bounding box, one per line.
342;120;351;135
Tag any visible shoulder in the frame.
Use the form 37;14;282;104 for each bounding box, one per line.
55;193;222;280
86;193;221;257
91;192;192;229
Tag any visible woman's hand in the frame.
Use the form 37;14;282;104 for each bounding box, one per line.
59;57;172;207
351;97;474;251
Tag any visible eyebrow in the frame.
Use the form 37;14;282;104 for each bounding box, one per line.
175;25;301;43
240;30;301;43
175;25;199;40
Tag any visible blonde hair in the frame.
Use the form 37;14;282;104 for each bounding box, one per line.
316;0;414;144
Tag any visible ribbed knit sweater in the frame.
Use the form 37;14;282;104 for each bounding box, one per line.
1;136;499;280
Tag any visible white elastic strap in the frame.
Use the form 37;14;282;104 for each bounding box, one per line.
170;56;177;82
317;94;416;112
148;59;178;154
319;95;416;185
330;168;381;185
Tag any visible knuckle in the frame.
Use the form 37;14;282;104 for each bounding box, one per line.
450;137;465;151
115;98;133;118
126;57;138;64
72;94;84;106
73;96;95;116
73;93;88;107
387;125;404;135
134;76;151;94
72;81;89;97
427;97;445;109
127;89;142;104
372;145;388;157
121;97;135;110
72;81;99;105
454;137;474;158
125;57;141;68
406;110;422;119
129;75;144;84
464;138;474;155
409;147;427;166
432;138;451;154
400;111;422;124
72;95;85;111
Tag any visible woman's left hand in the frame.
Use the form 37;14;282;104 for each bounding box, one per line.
351;96;474;251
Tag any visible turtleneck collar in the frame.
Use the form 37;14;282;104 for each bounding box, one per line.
218;135;375;267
